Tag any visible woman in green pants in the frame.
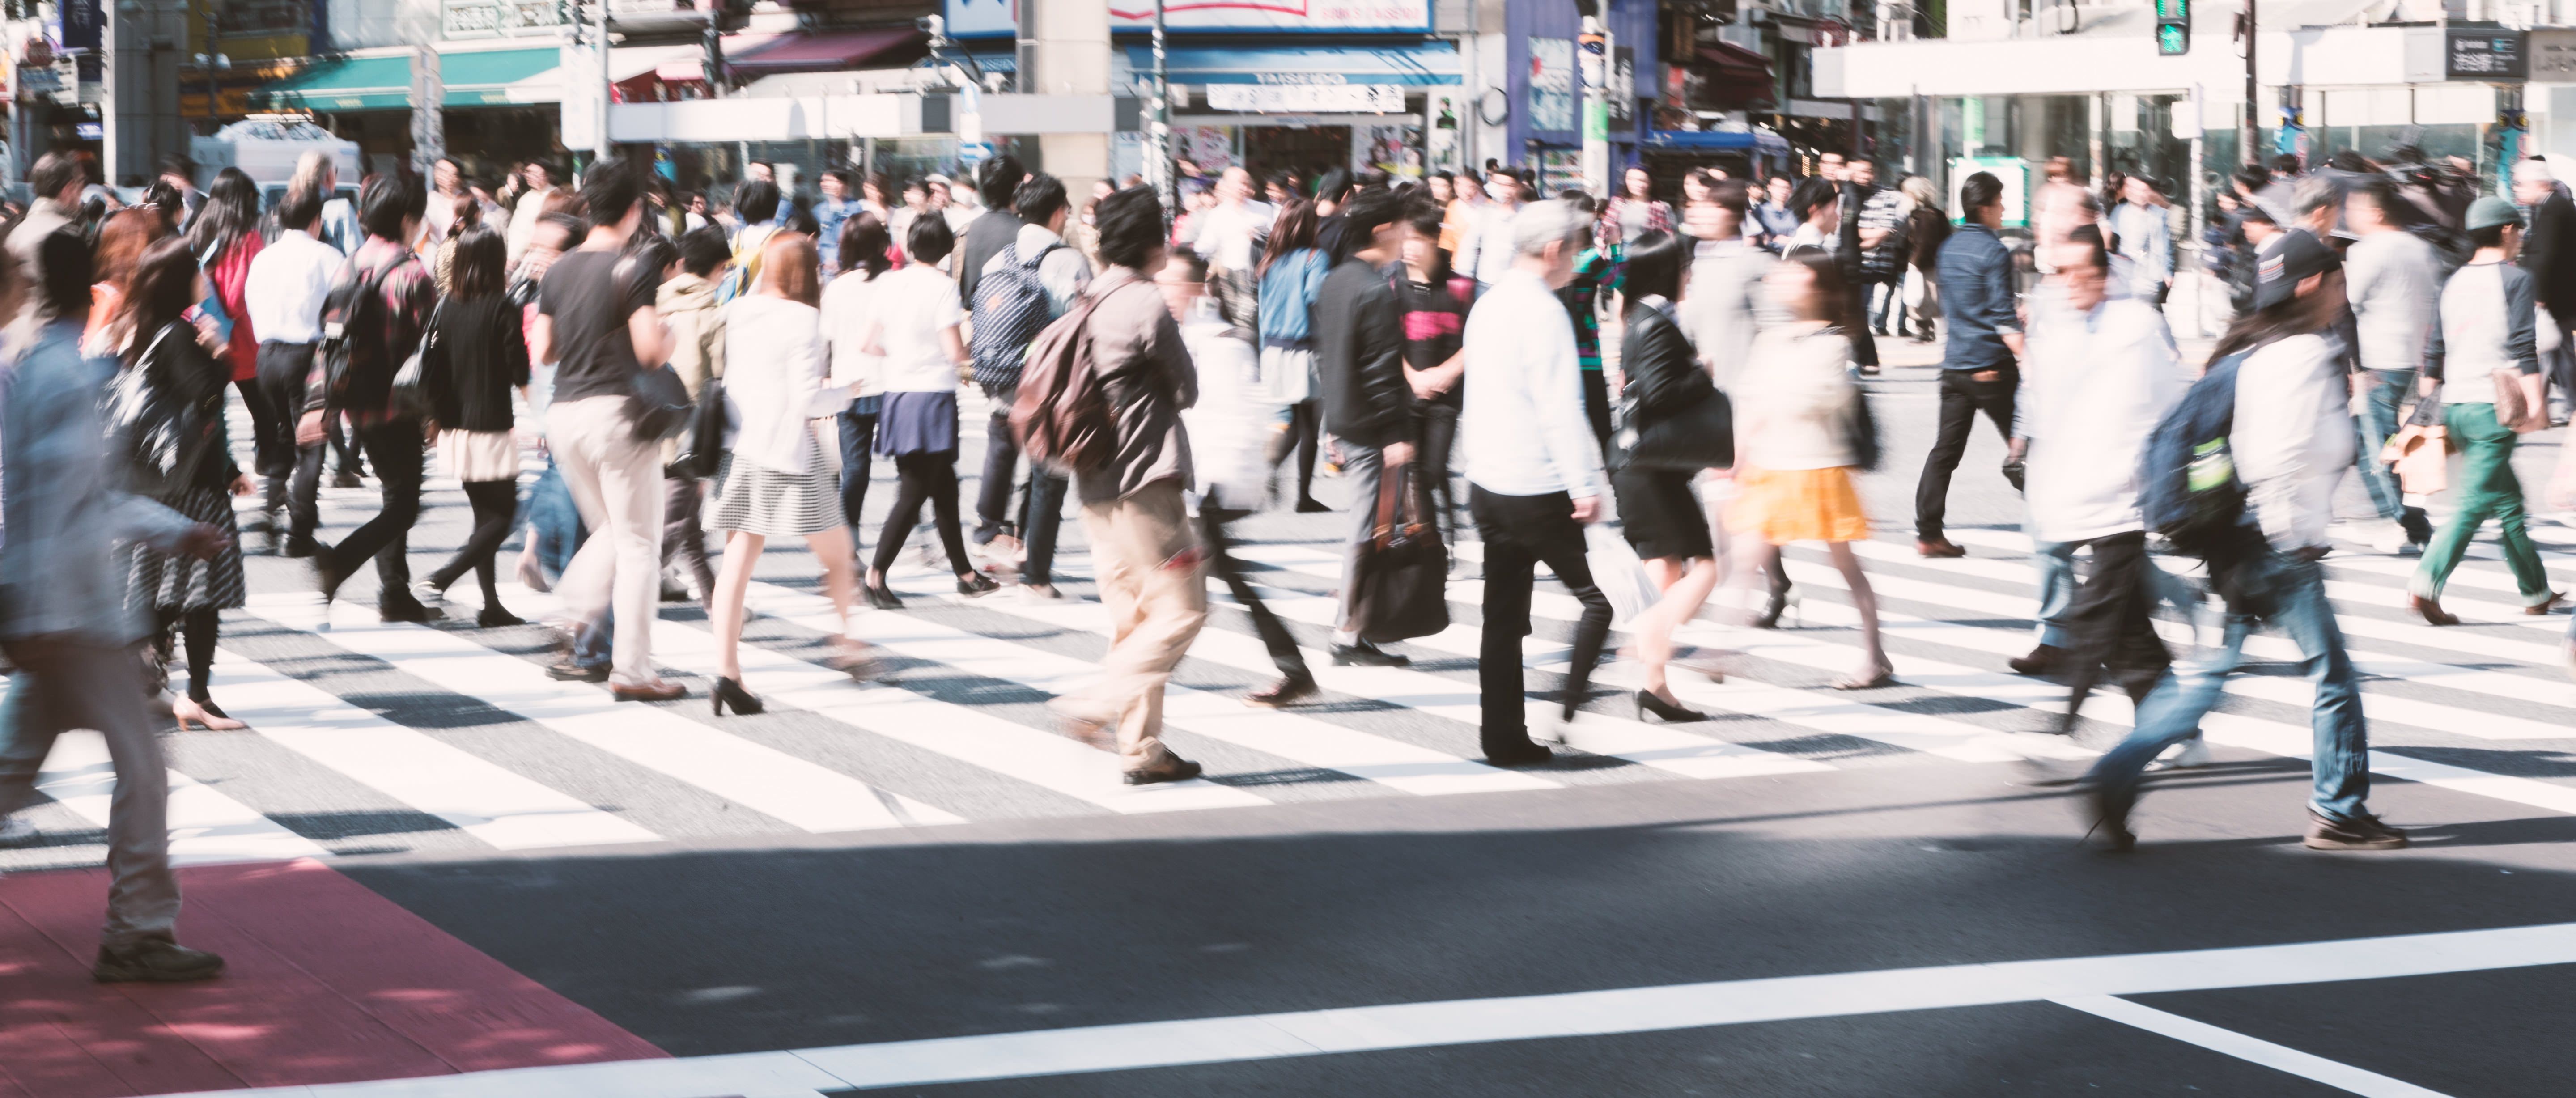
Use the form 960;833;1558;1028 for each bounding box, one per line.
2410;196;2561;625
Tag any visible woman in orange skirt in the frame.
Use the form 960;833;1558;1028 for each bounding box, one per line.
1724;253;1892;689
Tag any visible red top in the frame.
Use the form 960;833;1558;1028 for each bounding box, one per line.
208;234;262;380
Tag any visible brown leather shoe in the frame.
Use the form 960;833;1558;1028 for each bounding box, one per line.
610;679;687;703
2409;595;2460;627
1917;538;1967;559
2527;592;2566;616
1123;755;1205;786
2007;644;2065;677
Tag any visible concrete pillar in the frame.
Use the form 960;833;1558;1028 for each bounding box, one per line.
1033;0;1110;202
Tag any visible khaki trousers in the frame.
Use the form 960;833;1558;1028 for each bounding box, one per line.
0;639;181;948
548;396;668;687
1069;480;1209;767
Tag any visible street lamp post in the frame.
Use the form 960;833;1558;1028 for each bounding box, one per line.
2240;0;2257;166
1149;0;1173;219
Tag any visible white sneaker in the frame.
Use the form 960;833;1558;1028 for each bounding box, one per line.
411;580;446;606
1018;583;1064;603
0;813;35;846
2156;737;2214;770
2369;524;2410;555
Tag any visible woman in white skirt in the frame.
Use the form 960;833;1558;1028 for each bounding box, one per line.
706;233;873;716
418;226;531;627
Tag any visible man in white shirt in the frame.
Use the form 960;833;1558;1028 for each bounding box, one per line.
1469;168;1526;291
505;161;559;264
973;174;1094;598
1459;199;1611;766
2081;231;2402;853
243;184;346;555
1192;167;1273;322
2341;178;2440;554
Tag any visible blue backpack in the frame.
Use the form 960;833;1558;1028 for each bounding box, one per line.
2135;348;2257;559
968;242;1063;397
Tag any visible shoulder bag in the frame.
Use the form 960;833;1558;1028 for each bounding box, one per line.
1350;463;1450;645
2381;386;2450;496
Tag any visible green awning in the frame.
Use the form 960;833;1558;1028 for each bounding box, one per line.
253;55;412;112
441;47;560;106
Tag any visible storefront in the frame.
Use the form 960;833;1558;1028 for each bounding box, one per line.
1117;42;1458;184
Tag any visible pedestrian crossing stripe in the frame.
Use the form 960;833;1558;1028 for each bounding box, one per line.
7;529;2576;870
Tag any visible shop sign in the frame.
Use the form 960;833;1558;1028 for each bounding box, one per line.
1205;83;1403;113
1529;37;1574;131
2530;29;2576;82
444;0;563;39
2446;28;2527;81
1104;0;1429;34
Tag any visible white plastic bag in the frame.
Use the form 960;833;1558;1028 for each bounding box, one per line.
1585;525;1662;630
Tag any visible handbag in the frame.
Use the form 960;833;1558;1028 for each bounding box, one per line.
2492;368;2549;434
1614;388;1734;471
675;376;728;479
1584;524;1663;630
2381;390;2449;496
629;361;695;442
390;300;443;421
1350;462;1450;645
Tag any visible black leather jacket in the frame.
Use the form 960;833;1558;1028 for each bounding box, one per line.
1619;299;1716;429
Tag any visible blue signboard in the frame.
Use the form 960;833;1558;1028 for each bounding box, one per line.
944;0;1017;38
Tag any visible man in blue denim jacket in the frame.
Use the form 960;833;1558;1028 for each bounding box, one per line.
1916;171;2024;558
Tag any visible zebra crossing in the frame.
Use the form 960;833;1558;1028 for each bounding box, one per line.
9;490;2576;874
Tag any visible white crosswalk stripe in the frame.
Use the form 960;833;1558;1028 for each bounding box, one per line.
7;514;2576;870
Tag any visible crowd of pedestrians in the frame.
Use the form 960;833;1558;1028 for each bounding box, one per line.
10;136;2576;985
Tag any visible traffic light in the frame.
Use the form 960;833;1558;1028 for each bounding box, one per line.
2156;0;2190;55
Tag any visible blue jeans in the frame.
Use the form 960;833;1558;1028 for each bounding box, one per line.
2356;368;2432;542
2085;555;2370;822
2033;538;2076;648
1018;469;1069;586
838;404;879;545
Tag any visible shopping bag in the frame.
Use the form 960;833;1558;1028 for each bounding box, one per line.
1351;464;1450;645
1584;524;1663;630
2381;394;2449;496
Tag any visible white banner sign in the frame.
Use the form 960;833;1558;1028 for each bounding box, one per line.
1106;0;1429;32
1205;83;1405;114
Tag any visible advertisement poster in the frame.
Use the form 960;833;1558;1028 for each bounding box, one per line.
1176;125;1237;175
1528;38;1574;132
1362;125;1424;178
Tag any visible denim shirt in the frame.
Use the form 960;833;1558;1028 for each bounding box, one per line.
0;320;193;645
1936;223;2021;371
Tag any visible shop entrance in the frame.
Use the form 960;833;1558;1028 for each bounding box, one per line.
1243;126;1353;185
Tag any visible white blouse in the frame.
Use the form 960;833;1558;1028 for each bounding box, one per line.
819;269;884;396
721;294;852;475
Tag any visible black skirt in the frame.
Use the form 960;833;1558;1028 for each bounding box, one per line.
1613;466;1715;563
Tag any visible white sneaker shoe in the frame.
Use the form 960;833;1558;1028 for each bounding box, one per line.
2156;737;2214;770
411;580;446;606
1018;583;1064;603
2369;524;2410;555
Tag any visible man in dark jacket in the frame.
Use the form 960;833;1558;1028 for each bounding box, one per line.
2513;157;2576;414
953;154;1027;308
1917;171;2023;558
1312;186;1418;667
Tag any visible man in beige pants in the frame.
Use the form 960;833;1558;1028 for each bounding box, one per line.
1051;185;1209;786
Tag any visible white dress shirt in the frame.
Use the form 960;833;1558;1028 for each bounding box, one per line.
243;229;345;345
2233;333;2355;553
1192;198;1275;272
1471;203;1523;286
2021;297;2186;543
1460;268;1605;500
721;294;851;475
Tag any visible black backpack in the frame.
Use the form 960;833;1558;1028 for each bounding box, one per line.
2136;349;2257;560
320;250;413;416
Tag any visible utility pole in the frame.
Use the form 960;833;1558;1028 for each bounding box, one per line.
2240;0;2257;166
1149;0;1173;218
1576;0;1609;196
592;0;612;161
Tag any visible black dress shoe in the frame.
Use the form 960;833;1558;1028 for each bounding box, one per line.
1244;674;1319;708
958;572;1001;597
863;581;904;611
1294;497;1333;513
2008;644;2066;677
1331;641;1409;667
476;606;526;628
1484;741;1554;767
379;601;445;624
548;660;610;683
1124;755;1205;786
94;939;225;983
282;535;321;559
331;470;364;488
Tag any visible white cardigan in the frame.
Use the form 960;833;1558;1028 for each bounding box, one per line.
1732;324;1859;471
721;294;852;475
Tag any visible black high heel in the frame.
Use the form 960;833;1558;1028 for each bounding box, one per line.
957;572;1000;597
1634;690;1709;723
863;580;903;611
712;677;765;716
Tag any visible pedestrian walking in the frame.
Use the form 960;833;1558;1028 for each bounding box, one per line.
1460;199;1612;762
822;214;888;561
1678;178;1797;628
245;182;343;557
969;173;1092;586
1836;158;1888;376
1606;166;1675;243
530;156;687;701
2082;229;2404;852
2410;195;2562;623
1314;187;1421;667
188;170;274;532
2107;175;2174;309
1048;185;1211;786
114;238;253;729
1256;199;1333;513
309;173;441;623
857;214;1000;608
1726;253;1891;690
1469;169;1527;293
0;229;233;981
1557;191;1623;451
1855;162;1910;339
2512;158;2576;420
415;226;531;627
1897;175;1948;342
1397;199;1470;551
1611;230;1727;721
1917;171;2023;559
954;154;1027;308
658;226;730;605
704;232;871;716
1194;166;1273;324
2342;178;2441;554
1163;250;1319;708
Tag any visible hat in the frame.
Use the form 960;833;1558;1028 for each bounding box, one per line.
2466;195;2522;232
2252;229;2343;311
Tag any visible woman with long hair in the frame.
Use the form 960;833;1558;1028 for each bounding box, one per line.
434;192;484;297
1611;231;1727;721
1255;198;1332;512
704;232;873;715
820;213;891;552
86;208;166;355
119;237;252;729
188;169;274;510
416;226;530;627
1898;174;1949;343
858;214;998;608
1725;253;1891;691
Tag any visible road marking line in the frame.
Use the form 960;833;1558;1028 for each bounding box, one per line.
207;651;661;851
246;594;942;834
144;920;2576;1096
2051;995;2456;1098
30;729;330;865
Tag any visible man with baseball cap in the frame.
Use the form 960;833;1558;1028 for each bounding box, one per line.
2079;227;2407;853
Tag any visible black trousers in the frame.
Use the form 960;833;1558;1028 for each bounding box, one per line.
661;473;714;601
1198;506;1310;682
319;419;426;603
973;393;1020;544
1469;485;1612;756
1914;364;2018;541
1846;287;1880;368
430;479;521;603
1579;369;1613;458
1419;403;1461;547
2058;531;2174;730
1269;399;1321;503
233;375;288;482
255;341;319;537
153;606;221;699
871;450;972;577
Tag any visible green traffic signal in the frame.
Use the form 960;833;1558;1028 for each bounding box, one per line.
2157;21;2190;54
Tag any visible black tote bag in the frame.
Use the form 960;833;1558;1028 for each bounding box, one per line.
1351;463;1450;645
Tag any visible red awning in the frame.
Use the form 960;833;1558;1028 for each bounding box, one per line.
725;27;925;76
1695;42;1774;84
